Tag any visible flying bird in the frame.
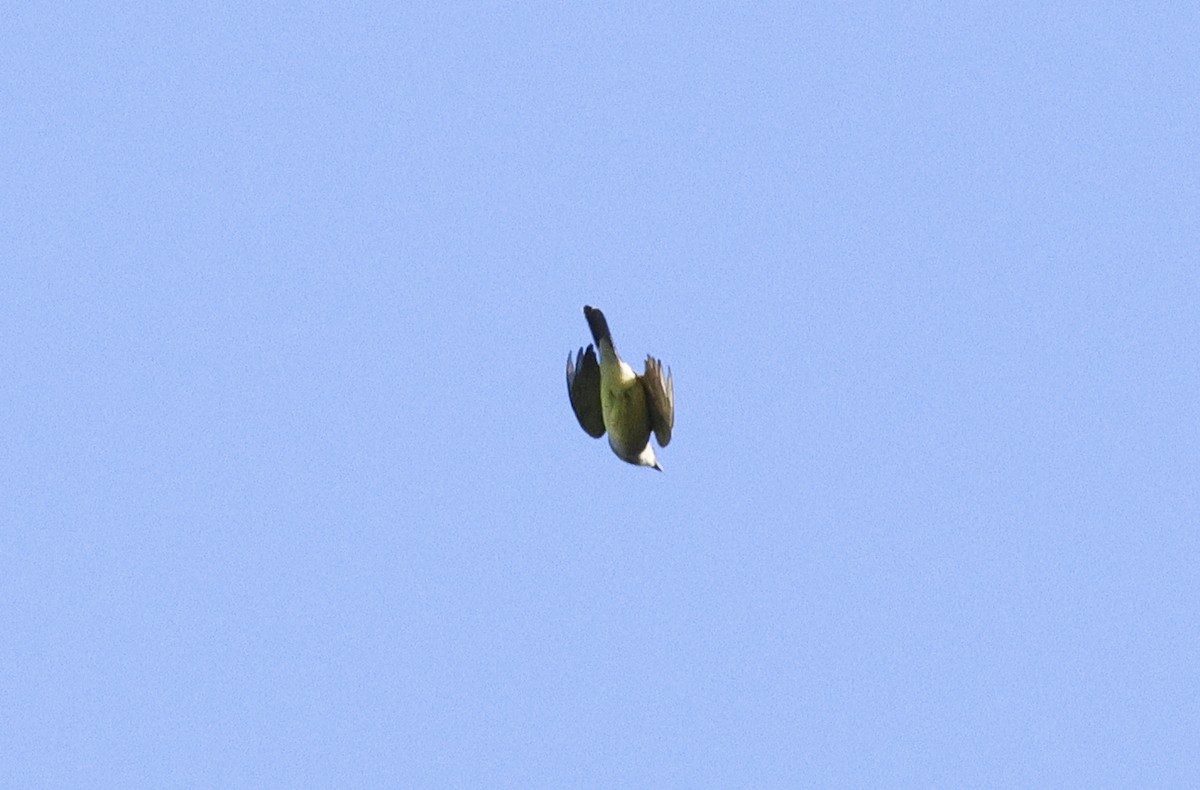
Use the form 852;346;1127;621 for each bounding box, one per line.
566;305;674;470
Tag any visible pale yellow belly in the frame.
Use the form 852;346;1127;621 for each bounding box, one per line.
601;381;651;453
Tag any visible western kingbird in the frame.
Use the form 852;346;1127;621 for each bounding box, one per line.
566;305;674;470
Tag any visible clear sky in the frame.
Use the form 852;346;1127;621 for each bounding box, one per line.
5;2;1197;787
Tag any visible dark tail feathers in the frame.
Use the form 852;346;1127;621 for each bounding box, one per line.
583;305;612;346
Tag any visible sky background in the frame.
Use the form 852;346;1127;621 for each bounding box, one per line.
4;2;1198;787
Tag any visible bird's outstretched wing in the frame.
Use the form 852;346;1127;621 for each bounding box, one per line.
642;355;673;447
567;345;605;438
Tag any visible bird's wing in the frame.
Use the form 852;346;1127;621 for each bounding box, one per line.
567;345;605;438
642;355;674;447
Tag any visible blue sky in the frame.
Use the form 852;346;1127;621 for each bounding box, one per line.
5;2;1198;786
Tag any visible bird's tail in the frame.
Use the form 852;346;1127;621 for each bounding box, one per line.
583;305;612;346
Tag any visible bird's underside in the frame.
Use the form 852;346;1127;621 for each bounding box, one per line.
567;306;673;469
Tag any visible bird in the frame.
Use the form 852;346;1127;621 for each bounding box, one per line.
566;305;674;470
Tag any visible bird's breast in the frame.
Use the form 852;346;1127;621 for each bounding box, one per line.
601;378;650;441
